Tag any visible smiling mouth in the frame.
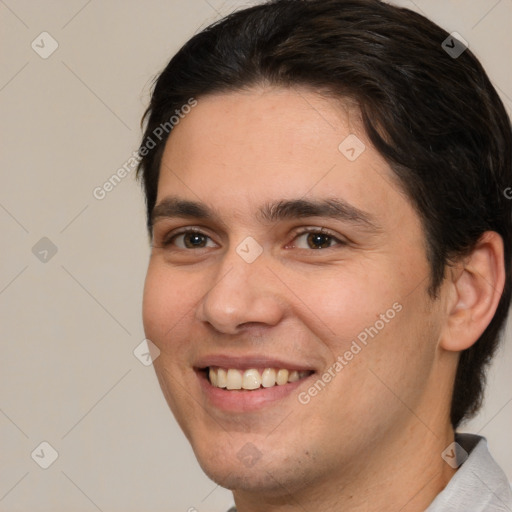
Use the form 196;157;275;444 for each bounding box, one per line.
204;367;314;391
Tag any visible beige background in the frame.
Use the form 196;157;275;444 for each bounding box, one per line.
0;1;511;511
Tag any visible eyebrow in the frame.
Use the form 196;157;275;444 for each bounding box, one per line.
151;196;382;232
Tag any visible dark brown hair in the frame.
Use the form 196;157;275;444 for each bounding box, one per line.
136;0;512;428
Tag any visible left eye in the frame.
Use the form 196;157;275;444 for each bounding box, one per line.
292;229;343;250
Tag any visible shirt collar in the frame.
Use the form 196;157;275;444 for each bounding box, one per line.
426;433;512;511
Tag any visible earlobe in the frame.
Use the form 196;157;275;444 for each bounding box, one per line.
440;231;505;353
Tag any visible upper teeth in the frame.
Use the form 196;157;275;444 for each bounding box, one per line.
208;367;310;390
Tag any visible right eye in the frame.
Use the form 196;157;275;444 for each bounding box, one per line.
160;228;218;250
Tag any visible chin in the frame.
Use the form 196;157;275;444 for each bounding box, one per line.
191;436;313;496
202;463;272;492
199;459;300;496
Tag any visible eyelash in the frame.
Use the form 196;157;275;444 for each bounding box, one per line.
158;227;346;251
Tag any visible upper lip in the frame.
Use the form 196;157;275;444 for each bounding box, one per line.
194;354;317;372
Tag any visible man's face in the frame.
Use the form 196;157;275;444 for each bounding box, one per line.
142;87;448;495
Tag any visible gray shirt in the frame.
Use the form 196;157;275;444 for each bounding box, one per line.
227;433;512;511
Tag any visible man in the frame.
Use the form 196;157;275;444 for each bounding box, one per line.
136;0;512;510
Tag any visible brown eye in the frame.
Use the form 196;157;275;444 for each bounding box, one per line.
292;229;344;250
305;232;334;249
162;229;217;249
182;232;208;248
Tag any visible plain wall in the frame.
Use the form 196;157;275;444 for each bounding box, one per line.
1;1;511;511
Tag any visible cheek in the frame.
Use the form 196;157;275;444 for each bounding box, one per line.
142;261;194;346
298;257;437;393
142;263;166;342
287;266;396;348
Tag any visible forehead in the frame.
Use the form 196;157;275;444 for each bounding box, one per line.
156;87;416;232
161;86;364;176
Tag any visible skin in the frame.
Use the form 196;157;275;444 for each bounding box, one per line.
142;86;505;511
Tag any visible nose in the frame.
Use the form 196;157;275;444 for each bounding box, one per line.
195;248;285;335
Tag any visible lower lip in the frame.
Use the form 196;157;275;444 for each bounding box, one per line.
197;370;314;412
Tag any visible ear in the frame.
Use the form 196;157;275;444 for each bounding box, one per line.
440;231;505;352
